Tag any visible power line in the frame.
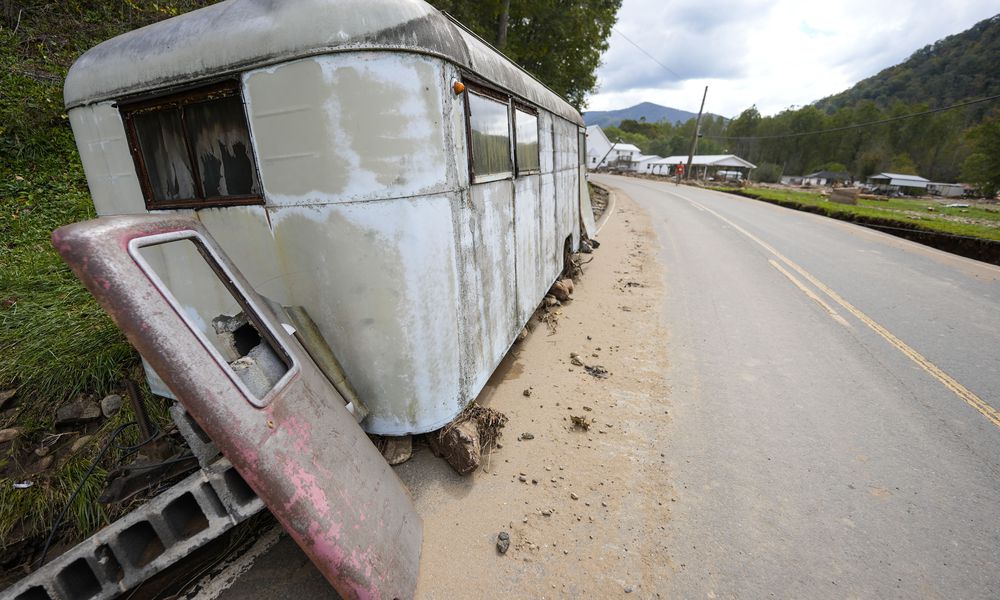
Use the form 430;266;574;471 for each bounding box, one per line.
705;94;1000;141
612;27;683;80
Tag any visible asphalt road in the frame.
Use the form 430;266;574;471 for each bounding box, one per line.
593;174;1000;599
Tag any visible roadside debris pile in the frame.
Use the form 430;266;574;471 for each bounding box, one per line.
0;382;199;586
429;404;509;475
588;182;609;220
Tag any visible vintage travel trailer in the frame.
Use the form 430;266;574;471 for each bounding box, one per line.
63;0;595;436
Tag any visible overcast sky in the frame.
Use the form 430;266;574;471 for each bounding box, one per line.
588;0;999;118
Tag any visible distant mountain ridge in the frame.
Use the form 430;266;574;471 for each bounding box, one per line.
584;102;705;127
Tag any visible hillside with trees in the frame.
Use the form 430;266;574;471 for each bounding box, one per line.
815;15;1000;114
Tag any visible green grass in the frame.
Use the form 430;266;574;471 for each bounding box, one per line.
0;2;218;555
712;186;1000;242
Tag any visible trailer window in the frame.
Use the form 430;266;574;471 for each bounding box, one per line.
468;91;512;180
122;82;262;209
514;109;539;174
578;130;587;166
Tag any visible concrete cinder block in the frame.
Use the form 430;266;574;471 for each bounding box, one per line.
5;458;265;600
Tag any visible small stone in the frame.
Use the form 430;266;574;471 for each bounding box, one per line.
519;475;527;482
70;435;93;453
34;445;50;457
582;406;592;412
100;394;123;418
544;295;560;308
625;586;634;593
55;397;101;426
570;356;584;367
523;388;532;397
30;455;54;473
496;531;510;554
541;509;552;516
531;479;538;485
520;432;534;440
380;435;413;466
549;281;572;302
601;501;608;507
570;492;579;500
570;352;579;359
0;427;23;444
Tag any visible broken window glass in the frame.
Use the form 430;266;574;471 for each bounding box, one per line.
515;109;539;174
122;83;262;209
136;238;290;400
468;91;512;179
184;96;260;199
131;110;197;202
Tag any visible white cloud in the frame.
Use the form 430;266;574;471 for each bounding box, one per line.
588;0;999;118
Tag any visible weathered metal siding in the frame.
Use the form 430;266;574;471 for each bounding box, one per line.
268;197;462;434
243;53;451;205
458;181;518;400
513;174;543;326
68;102;146;215
537;112;561;284
553;116;581;251
240;53;464;435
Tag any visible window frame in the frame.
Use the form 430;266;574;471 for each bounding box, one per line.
513;104;541;176
464;85;515;184
119;80;264;211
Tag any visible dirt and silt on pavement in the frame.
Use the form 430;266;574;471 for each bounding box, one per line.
403;190;675;598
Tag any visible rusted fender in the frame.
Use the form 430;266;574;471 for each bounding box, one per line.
52;214;422;600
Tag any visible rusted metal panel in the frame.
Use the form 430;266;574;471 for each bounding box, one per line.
52;215;422;600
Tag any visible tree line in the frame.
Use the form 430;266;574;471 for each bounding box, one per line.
601;101;1000;197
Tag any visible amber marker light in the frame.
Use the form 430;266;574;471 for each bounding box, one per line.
452;80;466;94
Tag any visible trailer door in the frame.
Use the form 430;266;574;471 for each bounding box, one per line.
53;214;421;600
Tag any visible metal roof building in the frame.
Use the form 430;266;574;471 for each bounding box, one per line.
867;173;930;190
648;154;756;176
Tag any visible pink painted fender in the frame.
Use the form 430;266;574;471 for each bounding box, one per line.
53;215;422;600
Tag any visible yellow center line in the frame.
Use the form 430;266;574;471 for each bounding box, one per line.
679;192;1000;430
768;259;851;328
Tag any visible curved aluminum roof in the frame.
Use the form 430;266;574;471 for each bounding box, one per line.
63;0;583;125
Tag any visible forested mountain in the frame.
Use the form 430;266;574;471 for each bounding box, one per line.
815;15;1000;115
584;102;700;127
718;14;1000;192
599;14;1000;194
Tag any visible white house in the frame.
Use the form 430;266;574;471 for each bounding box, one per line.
585;124;642;170
633;154;664;173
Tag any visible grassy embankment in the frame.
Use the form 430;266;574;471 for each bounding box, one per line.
0;1;215;566
710;186;1000;242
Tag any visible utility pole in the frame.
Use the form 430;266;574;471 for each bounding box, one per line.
685;86;708;180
